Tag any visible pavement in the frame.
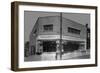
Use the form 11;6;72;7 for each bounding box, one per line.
62;50;90;60
24;49;90;62
24;55;41;61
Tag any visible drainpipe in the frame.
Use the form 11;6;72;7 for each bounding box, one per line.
85;24;88;52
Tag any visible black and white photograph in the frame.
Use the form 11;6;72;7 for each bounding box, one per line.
11;1;97;71
24;11;90;61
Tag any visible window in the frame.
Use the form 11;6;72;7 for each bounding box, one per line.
33;29;37;36
43;24;53;31
34;29;37;34
68;27;80;34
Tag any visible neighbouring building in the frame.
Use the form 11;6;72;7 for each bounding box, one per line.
28;16;89;55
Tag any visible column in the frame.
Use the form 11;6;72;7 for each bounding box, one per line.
56;40;60;60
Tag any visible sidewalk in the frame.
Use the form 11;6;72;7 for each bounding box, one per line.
24;55;42;61
24;49;90;61
41;52;56;60
62;50;90;60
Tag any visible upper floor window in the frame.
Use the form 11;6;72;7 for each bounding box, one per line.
33;29;37;36
68;27;80;35
43;24;53;31
34;29;37;34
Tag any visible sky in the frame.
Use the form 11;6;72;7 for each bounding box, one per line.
24;11;90;43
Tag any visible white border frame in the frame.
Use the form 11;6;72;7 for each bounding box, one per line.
18;5;96;68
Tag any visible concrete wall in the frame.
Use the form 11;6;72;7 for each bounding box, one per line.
30;15;87;45
62;17;86;39
29;18;39;47
37;16;86;39
29;18;40;55
38;16;60;35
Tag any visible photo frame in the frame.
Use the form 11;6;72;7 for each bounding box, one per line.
11;1;97;71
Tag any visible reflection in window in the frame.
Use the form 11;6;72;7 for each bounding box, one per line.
43;24;53;31
68;27;80;35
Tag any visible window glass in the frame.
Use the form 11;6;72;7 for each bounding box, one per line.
43;24;53;31
68;27;80;34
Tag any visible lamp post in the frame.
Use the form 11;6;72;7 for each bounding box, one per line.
59;12;62;60
55;13;63;60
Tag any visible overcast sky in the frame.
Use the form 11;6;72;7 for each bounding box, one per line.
24;11;90;43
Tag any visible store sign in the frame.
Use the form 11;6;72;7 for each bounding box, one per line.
37;35;86;41
37;35;60;39
62;36;86;41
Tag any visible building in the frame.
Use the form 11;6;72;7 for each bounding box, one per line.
28;16;88;56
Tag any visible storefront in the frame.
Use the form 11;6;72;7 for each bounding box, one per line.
35;35;86;54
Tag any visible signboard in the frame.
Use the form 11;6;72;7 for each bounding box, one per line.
37;35;60;40
37;35;86;42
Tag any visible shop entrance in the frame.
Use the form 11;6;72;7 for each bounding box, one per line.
43;41;56;52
